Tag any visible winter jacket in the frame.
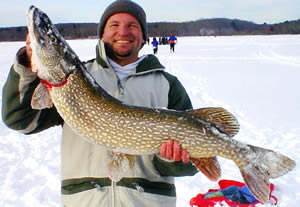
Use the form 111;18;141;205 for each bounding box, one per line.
151;39;159;48
169;36;177;44
2;40;198;207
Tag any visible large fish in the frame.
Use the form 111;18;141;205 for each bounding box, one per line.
27;6;295;203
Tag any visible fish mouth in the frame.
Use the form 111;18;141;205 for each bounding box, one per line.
27;5;60;46
26;5;83;85
27;6;76;55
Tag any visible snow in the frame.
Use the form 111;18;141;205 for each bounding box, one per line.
0;35;300;207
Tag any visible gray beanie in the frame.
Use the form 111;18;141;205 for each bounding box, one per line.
98;0;147;41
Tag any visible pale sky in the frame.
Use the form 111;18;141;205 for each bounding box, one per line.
1;0;299;27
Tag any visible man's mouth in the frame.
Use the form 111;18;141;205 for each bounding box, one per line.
116;40;131;44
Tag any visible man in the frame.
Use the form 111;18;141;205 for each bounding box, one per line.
151;37;159;54
169;35;177;52
2;0;198;206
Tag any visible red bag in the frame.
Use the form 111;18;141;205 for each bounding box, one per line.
190;179;277;207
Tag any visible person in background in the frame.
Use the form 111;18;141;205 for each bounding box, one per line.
169;34;177;52
2;0;198;206
151;37;159;54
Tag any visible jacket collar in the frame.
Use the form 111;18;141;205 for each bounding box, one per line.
96;40;165;74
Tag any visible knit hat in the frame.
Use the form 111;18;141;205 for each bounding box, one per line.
98;0;147;41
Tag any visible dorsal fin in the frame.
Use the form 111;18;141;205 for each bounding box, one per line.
188;107;240;137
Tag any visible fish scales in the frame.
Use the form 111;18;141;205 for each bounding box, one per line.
51;69;221;155
27;5;295;203
52;70;255;168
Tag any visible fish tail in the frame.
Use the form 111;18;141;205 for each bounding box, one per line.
238;145;296;203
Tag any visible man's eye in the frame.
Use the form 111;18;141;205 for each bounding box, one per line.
129;24;138;28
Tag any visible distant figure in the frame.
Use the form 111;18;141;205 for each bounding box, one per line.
162;37;168;45
151;37;159;54
169;35;177;52
147;37;150;45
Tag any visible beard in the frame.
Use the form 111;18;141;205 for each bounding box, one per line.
105;42;134;59
114;49;132;58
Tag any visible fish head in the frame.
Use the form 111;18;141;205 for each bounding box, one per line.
27;6;80;85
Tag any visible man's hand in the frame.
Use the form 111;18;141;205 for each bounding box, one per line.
25;34;32;68
25;34;40;74
160;140;190;164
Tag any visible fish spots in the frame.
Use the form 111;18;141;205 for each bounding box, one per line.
177;117;184;121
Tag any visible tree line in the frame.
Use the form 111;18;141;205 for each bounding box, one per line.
1;18;299;42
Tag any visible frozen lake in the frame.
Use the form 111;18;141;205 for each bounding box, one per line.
0;35;299;206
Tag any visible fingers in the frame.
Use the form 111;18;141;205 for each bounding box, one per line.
166;139;174;160
26;34;30;45
173;140;181;161
159;140;190;163
160;142;167;158
181;149;190;164
26;34;32;56
25;34;32;68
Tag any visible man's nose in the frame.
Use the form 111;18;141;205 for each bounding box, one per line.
118;25;130;36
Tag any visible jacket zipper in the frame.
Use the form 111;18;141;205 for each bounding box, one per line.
117;79;124;96
111;181;116;207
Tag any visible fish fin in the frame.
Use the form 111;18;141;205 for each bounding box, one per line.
31;83;53;109
190;156;221;181
240;162;270;203
248;144;296;178
107;152;136;182
238;145;296;203
188;107;239;137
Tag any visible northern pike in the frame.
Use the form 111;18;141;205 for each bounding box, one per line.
27;6;295;203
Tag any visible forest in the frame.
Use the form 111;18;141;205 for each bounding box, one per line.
1;18;299;41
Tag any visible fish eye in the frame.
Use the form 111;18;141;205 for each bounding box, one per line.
49;34;57;43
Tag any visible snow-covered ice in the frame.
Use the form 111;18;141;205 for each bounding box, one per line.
0;35;299;206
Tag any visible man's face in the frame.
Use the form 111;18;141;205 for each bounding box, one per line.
101;13;145;65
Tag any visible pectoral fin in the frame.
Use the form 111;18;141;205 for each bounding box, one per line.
107;152;136;182
31;83;53;109
124;154;136;169
190;156;221;181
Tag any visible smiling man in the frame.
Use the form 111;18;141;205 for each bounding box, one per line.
2;0;198;206
100;12;144;65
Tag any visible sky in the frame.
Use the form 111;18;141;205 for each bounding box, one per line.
0;0;299;28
